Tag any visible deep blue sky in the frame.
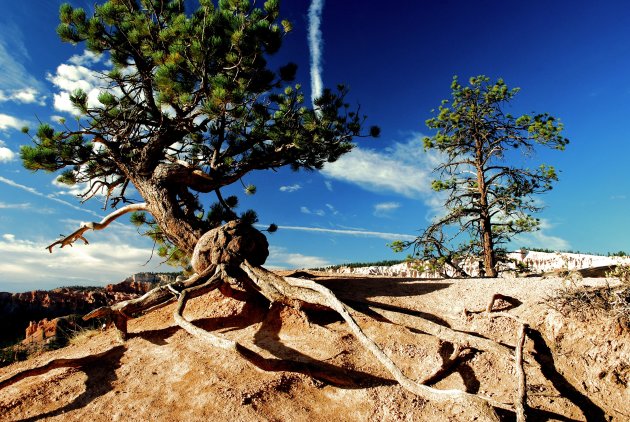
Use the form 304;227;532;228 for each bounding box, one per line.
1;1;629;291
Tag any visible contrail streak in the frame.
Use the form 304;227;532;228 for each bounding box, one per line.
258;224;416;241
308;0;325;106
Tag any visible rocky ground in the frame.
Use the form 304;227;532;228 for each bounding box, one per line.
0;272;627;421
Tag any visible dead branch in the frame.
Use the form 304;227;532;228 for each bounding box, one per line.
481;293;530;421
46;203;149;252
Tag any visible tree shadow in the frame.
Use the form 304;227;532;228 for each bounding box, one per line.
183;299;395;388
316;276;451;302
249;303;395;388
12;345;126;422
422;342;480;393
528;329;606;422
128;325;180;345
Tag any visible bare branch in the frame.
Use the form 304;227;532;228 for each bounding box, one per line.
46;203;149;253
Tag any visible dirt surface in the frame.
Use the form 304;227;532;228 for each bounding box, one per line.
0;274;627;421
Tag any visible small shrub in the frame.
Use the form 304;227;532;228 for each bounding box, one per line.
546;281;629;329
0;344;30;368
67;327;101;346
607;264;630;285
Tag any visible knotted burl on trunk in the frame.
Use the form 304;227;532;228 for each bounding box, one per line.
191;220;269;274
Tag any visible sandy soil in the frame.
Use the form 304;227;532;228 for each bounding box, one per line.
0;274;627;421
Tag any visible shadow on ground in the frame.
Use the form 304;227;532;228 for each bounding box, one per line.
13;345;126;422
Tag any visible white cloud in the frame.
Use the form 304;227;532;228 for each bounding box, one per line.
51;115;67;124
325;203;339;215
272;225;416;241
324;180;333;191
0;87;45;105
373;201;401;217
267;246;330;269
0;113;29;131
308;0;325;105
0;201;54;214
322;134;438;199
47;54;110;115
51;177;89;197
514;219;570;251
279;183;302;193
0;223;166;292
0;139;16;162
68;50;103;66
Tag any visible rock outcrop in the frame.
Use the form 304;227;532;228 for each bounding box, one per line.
0;272;179;347
326;251;630;278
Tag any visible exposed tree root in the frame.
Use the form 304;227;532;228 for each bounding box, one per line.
515;323;528;422
365;305;515;361
171;273;392;387
83;263;220;340
475;292;531;421
241;261;507;420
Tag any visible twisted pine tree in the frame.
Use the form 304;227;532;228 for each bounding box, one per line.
393;76;568;277
22;0;378;267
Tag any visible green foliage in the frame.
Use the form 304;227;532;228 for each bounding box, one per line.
608;251;628;257
310;259;405;271
395;75;568;277
22;0;378;270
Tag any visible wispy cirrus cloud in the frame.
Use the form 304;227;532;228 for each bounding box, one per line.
0;22;46;105
322;133;439;200
0;202;31;210
373;201;401;217
308;0;325;105
300;206;325;216
0;175;102;218
279;183;302;193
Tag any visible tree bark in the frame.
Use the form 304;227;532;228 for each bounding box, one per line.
134;177;203;254
475;138;497;277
